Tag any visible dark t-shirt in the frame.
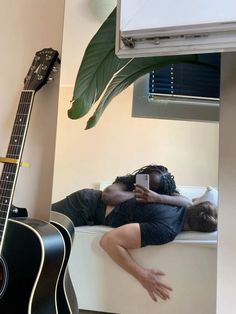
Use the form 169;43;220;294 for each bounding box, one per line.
105;198;186;247
52;188;186;247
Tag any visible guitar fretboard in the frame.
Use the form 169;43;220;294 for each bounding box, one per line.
0;90;34;242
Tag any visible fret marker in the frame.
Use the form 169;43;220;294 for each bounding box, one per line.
5;200;8;203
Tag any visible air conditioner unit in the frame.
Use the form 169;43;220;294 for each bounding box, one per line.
116;0;236;58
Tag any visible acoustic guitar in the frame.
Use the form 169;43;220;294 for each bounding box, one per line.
0;48;67;313
50;211;79;313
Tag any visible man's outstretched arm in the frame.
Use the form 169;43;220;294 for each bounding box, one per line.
99;223;172;302
102;183;192;208
134;185;192;207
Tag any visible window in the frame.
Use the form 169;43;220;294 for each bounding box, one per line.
132;53;220;122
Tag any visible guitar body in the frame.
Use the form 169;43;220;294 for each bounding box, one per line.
50;211;78;314
0;217;65;314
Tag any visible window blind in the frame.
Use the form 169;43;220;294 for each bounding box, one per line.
149;53;221;100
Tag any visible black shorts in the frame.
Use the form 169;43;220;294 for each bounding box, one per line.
51;189;106;226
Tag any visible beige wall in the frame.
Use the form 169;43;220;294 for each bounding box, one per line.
0;0;65;219
52;85;219;201
217;53;236;314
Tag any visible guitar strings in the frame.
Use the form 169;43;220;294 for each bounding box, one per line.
0;92;26;228
0;91;29;229
0;90;32;241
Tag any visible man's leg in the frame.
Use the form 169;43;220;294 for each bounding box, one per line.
100;223;172;302
52;196;87;226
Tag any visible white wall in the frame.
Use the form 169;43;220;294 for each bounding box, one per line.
217;52;236;314
0;0;65;220
53;86;219;201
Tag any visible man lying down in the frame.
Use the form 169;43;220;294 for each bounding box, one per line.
51;165;217;302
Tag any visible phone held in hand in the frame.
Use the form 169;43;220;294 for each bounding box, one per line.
135;174;149;189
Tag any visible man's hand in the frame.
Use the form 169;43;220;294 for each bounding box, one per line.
134;184;192;207
134;184;163;203
139;268;172;302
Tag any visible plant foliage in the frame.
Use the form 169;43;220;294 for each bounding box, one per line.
68;8;216;129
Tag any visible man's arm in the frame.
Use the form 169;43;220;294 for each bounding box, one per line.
135;185;192;207
102;183;134;206
102;183;192;207
100;223;172;302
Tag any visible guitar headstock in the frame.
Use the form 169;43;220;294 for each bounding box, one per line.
24;48;59;91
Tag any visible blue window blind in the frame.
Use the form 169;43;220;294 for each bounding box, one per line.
149;53;221;100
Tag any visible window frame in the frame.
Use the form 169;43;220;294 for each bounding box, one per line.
132;74;220;122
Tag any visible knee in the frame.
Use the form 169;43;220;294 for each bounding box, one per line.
100;233;109;250
100;232;115;252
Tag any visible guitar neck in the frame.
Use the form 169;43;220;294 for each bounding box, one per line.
0;48;59;250
0;90;35;243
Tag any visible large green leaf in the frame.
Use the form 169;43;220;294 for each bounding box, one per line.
68;8;130;119
85;54;201;129
69;7;220;129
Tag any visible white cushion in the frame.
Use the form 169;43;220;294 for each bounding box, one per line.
192;186;218;206
175;230;217;243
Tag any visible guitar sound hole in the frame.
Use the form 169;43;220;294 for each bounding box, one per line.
0;256;8;299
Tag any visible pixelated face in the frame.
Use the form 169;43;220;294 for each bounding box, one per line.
149;173;162;192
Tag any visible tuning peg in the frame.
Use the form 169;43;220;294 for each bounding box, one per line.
52;66;58;73
48;77;54;82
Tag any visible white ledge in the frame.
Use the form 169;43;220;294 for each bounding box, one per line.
75;226;217;247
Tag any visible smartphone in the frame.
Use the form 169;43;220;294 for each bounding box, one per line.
135;174;149;189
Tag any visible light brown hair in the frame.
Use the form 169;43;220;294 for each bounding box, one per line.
185;201;217;232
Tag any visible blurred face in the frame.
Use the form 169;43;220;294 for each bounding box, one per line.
149;173;162;192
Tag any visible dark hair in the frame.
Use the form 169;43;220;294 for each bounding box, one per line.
114;164;177;195
186;201;217;232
